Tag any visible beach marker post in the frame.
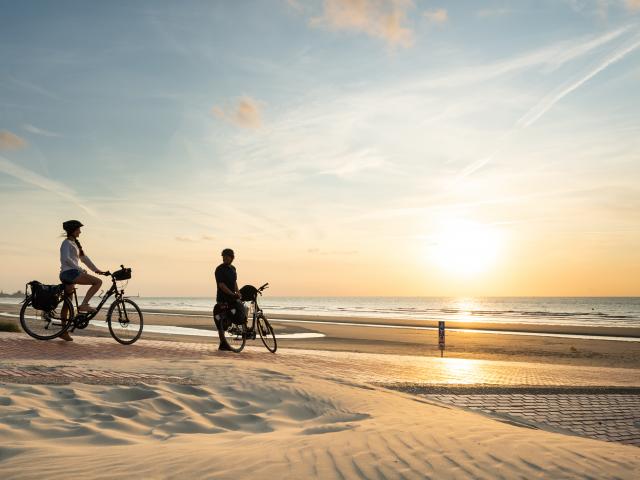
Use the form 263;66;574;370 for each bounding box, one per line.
438;321;445;357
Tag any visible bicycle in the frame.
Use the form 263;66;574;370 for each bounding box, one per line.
216;282;277;353
20;266;143;345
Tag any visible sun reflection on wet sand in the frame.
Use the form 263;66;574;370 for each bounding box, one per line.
438;357;483;384
389;356;487;384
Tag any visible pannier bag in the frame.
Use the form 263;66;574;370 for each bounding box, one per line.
213;303;236;330
112;267;132;281
28;281;63;311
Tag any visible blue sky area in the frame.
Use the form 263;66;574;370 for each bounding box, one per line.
1;1;639;296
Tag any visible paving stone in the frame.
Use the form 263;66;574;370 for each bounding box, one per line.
417;392;640;447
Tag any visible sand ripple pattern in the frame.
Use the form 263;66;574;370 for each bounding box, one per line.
1;363;638;479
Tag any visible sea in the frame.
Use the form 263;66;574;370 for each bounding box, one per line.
4;296;635;328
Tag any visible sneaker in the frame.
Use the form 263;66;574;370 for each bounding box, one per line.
78;304;96;313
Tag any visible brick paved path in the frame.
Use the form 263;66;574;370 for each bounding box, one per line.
1;332;639;386
421;393;640;447
0;365;198;385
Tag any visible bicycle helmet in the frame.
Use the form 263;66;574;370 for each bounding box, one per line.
221;248;235;257
62;220;84;234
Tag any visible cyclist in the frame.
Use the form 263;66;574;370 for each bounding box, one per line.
59;220;107;341
214;248;246;351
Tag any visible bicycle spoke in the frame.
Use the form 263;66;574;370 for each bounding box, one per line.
257;315;277;353
107;299;143;345
20;298;73;340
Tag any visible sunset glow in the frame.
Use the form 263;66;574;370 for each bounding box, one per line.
430;220;503;277
0;2;639;297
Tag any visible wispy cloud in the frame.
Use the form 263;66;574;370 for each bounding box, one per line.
566;0;640;17
626;0;640;11
212;96;263;129
0;155;94;215
7;76;61;101
175;234;216;242
517;35;640;128
310;0;415;48
477;8;511;18
457;28;640;178
286;0;304;12
414;26;632;90
543;25;632;72
22;124;60;138
318;148;390;178
207;89;408;187
424;8;448;24
175;236;196;242
0;130;27;150
307;248;358;255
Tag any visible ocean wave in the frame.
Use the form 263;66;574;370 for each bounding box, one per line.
4;296;638;327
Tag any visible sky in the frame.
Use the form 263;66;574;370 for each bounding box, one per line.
1;0;639;297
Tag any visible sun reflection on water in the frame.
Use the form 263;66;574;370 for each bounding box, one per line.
452;298;480;323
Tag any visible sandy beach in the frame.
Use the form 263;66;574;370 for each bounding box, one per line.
4;0;640;477
2;302;639;479
0;332;639;479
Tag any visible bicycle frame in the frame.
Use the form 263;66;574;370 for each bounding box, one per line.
241;283;268;338
64;275;127;327
244;298;262;337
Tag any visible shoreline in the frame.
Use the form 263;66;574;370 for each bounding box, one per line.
2;300;639;336
3;304;639;369
139;308;640;338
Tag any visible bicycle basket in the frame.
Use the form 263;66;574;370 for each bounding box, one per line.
112;268;132;281
239;285;259;301
28;281;63;311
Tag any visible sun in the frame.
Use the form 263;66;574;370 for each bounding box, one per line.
429;219;502;277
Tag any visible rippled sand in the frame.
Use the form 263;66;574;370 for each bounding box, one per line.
1;356;638;479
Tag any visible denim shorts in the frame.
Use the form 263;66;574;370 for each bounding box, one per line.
60;269;81;284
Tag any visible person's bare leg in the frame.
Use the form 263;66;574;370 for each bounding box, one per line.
60;285;74;341
74;273;102;312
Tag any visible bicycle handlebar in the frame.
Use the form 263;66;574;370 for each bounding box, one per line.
259;282;269;291
101;265;129;277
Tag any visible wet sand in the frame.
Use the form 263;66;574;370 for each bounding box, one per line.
3;304;639;369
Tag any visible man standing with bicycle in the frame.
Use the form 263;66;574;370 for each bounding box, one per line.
214;248;246;351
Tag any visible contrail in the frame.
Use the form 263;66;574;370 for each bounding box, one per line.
517;36;640;128
459;32;640;179
0;155;95;216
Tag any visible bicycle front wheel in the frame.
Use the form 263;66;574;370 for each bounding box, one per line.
20;296;74;341
107;298;143;345
257;314;277;353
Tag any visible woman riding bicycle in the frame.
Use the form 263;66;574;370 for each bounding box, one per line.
59;220;107;340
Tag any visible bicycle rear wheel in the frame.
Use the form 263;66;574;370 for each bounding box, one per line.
20;296;74;340
257;314;277;353
107;298;143;345
222;319;246;353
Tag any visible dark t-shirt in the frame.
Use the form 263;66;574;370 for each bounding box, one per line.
215;263;237;303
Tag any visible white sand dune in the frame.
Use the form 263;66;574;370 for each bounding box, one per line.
0;359;638;479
